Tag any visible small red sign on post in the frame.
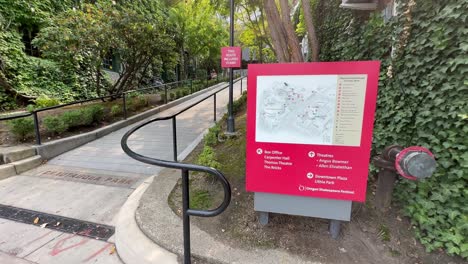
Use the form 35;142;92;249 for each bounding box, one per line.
246;61;381;202
221;47;241;68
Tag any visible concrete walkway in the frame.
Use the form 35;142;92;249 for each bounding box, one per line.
0;80;245;264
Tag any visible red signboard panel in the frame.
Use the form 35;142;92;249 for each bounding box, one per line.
221;47;241;68
246;61;380;202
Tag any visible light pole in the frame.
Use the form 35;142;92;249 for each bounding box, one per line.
227;0;235;133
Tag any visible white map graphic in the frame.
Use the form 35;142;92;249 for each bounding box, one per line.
256;75;337;145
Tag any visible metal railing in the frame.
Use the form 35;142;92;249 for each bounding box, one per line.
0;77;229;145
120;76;245;264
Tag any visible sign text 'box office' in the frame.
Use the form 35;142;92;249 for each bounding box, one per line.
246;61;381;210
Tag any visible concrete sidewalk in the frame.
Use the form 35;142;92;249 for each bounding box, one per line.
0;80;245;264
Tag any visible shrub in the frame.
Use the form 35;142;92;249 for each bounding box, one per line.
43;116;68;135
34;95;61;108
7;117;35;140
134;95;148;109
61;110;83;128
197;145;221;170
232;91;247;114
159;92;166;102
80;105;104;125
169;92;176;101
88;105;104;122
183;90;189;96
110;104;122;117
204;124;221;147
176;90;182;99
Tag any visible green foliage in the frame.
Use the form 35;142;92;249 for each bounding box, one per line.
170;92;176;101
204;124;221;147
189;190;212;209
43;115;67;135
34;95;61;108
170;0;227;78
197;145;221;170
129;95;148;111
110;104;122;117
232;91;247;115
81;105;104;124
319;0;467;257
176;90;182;99
0;30;78;106
61;110;82;128
7;117;34;140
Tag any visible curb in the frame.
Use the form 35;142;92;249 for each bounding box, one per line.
115;175;178;264
34;82;227;161
115;128;210;264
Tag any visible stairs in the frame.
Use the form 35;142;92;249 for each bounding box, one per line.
0;146;42;180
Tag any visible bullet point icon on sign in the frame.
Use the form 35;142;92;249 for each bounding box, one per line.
256;148;263;155
307;172;314;179
308;151;315;158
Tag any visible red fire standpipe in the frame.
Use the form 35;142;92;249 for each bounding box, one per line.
372;145;436;212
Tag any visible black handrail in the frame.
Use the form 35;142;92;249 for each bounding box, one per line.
0;77;229;145
120;76;244;264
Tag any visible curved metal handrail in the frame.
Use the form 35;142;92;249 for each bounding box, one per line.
120;78;246;215
120;76;244;263
120;118;231;216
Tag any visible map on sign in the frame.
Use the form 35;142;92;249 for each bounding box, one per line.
256;75;337;145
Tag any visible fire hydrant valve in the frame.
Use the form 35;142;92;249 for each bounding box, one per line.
395;146;436;180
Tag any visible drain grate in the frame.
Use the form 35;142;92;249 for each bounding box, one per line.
0;204;114;241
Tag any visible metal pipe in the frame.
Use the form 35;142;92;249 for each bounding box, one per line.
181;169;191;264
214;94;217;122
33;112;41;145
240;77;243;94
172;117;178;162
227;0;235;133
375;168;397;212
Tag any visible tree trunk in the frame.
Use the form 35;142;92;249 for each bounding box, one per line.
279;0;303;62
263;0;290;62
301;0;320;61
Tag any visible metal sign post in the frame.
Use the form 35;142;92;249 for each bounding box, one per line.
227;0;235;133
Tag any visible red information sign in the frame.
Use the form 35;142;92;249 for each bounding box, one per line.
246;61;380;202
221;47;241;68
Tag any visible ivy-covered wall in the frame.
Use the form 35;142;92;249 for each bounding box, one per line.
319;0;467;258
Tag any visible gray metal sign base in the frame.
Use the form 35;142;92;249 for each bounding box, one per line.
254;192;352;239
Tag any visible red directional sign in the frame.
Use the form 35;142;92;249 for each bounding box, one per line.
246;61;381;202
221;47;241;68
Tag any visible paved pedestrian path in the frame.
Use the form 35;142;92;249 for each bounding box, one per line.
0;80;245;264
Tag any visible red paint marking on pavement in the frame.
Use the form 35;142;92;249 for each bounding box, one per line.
23;230;54;247
49;234;89;256
81;243;113;263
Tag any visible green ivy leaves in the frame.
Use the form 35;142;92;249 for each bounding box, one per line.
319;0;467;258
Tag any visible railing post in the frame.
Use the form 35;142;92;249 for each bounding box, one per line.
240;77;243;94
172;117;178;162
33;111;41;145
181;169;191;264
165;85;168;104
123;93;128;120
213;94;217;122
